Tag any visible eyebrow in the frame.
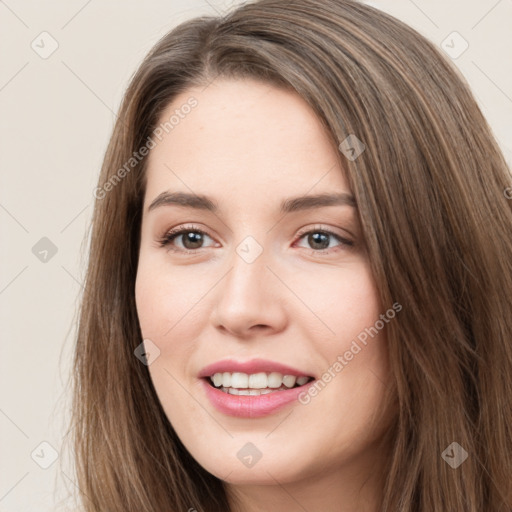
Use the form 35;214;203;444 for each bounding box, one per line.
147;191;356;214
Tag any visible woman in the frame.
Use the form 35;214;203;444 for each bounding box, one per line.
70;0;512;510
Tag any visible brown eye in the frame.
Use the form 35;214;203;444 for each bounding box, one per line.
295;229;353;253
175;231;206;250
158;226;215;252
307;232;331;250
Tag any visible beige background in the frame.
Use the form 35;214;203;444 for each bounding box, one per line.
0;0;511;510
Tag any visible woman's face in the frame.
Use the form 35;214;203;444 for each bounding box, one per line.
135;78;394;489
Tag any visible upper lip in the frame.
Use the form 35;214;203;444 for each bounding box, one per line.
198;358;315;379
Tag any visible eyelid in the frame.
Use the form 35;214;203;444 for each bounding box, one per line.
295;223;353;240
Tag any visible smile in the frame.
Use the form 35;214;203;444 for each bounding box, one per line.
208;371;313;395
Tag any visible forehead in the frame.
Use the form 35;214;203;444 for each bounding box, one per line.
144;78;349;210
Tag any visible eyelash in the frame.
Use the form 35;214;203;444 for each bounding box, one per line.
157;224;354;255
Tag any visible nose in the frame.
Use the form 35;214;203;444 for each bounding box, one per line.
210;244;288;339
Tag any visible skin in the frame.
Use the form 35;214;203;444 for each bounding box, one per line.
135;78;396;512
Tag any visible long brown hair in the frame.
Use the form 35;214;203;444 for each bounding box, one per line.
68;0;512;510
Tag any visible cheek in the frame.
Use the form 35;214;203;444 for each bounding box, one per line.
134;264;202;422
134;259;209;338
294;261;382;342
135;268;167;338
334;268;389;384
301;263;390;406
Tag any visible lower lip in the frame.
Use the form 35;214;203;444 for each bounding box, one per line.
200;378;314;418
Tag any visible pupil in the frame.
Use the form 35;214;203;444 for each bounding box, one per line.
184;232;203;249
309;232;329;250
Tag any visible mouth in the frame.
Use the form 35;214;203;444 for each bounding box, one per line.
199;362;318;417
203;371;315;396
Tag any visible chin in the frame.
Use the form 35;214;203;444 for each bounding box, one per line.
188;441;316;486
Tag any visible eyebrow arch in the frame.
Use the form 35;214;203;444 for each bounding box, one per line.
147;191;356;214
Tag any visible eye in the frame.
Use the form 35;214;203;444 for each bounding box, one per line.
294;227;354;253
157;224;216;252
157;224;354;254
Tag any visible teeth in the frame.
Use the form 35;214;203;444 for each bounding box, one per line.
282;375;297;388
209;371;311;390
224;387;281;395
296;376;309;386
268;372;285;388
249;372;267;389
222;372;231;387
231;372;249;388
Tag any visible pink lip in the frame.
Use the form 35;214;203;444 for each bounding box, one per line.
200;378;315;418
198;358;314;379
198;358;316;418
